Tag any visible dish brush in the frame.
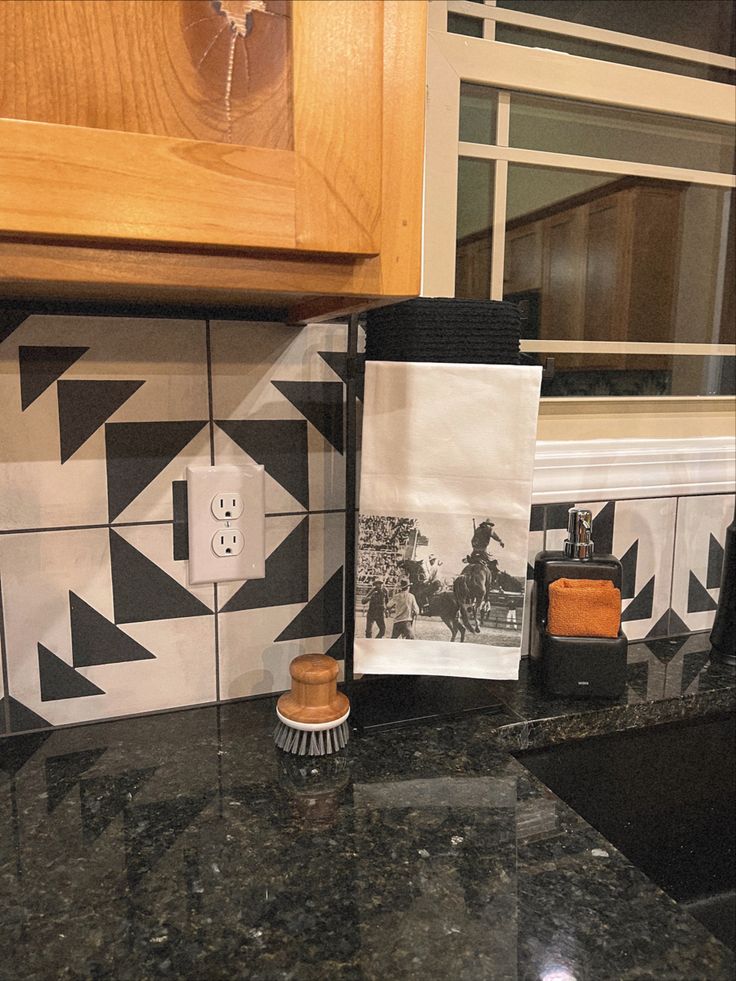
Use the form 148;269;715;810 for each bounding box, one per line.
274;653;350;755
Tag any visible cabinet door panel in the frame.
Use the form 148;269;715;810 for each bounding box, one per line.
504;226;542;294
584;198;624;343
542;209;585;340
0;0;382;257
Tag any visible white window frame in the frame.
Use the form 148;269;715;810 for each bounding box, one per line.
423;0;736;431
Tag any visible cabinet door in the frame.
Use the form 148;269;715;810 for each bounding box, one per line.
0;0;384;256
504;225;542;295
541;208;586;341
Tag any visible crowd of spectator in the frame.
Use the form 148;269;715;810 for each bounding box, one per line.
357;516;417;587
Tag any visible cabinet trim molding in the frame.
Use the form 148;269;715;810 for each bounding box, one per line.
532;436;736;503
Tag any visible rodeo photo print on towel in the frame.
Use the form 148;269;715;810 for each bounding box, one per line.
356;512;527;648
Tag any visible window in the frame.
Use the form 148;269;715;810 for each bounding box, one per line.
425;0;736;421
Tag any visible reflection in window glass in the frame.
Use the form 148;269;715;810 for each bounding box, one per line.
494;25;735;85
493;165;736;344
528;353;736;397
459;83;498;145
496;0;736;57
455;159;495;298
447;12;483;37
508;92;735;173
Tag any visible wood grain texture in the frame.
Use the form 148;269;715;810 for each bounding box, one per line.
0;118;297;249
0;0;427;312
0;0;292;150
293;0;383;255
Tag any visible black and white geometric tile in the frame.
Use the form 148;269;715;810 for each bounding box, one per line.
0;527;216;728
0;315;211;529
217;511;345;700
211;321;346;514
0;314;349;735
543;497;677;641
671;493;734;634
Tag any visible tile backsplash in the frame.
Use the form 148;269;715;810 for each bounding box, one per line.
0;315;347;736
0;312;732;737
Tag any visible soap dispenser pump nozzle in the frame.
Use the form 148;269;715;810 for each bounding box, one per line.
564;507;594;560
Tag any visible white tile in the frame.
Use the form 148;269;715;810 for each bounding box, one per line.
0;528;216;729
614;497;676;640
218;512;344;699
211;321;346;513
0;316;210;530
671;493;735;633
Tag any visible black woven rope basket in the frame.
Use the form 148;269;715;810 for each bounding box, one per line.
364;298;520;365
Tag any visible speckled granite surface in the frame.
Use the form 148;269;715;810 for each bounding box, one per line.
0;633;733;980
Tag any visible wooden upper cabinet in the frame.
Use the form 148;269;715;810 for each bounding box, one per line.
0;0;427;317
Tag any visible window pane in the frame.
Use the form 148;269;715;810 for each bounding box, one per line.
531;353;736;397
495;25;735;85
496;0;736;57
455;159;495;298
500;165;735;344
448;12;483;37
509;92;735;174
459;83;498;145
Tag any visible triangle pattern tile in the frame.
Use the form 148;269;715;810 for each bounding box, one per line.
80;766;157;843
109;531;211;624
318;351;350;385
707;533;724;590
45;747;107;813
19;346;88;410
319;351;365;401
38;643;106;701
687;571;717;613
0;310;28;345
668;609;690;635
70;591;157;666
275;567;344;642
272;380;344;454
124;791;215;890
216;419;309;510
220;517;308;614
0;725;51;775
621;575;654;623
645;610;672;640
58;379;144;463
105;420;208;522
620;539;638;601
324;634;345;661
589;501;614;555
7;696;50;733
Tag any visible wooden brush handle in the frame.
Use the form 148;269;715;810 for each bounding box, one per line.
277;654;349;725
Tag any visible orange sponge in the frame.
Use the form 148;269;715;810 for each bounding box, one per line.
548;578;621;638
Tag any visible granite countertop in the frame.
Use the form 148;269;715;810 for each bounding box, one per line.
0;632;734;980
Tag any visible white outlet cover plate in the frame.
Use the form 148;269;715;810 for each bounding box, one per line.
187;464;265;585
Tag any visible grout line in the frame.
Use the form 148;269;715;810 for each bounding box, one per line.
205;319;216;467
0;576;13;734
205;319;220;698
268;508;346;518
667;496;681;637
0;520;174;536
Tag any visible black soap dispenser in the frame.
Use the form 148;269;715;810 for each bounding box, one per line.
531;507;628;698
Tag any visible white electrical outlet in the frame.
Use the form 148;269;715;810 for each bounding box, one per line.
211;529;245;557
187;465;265;585
211;493;244;521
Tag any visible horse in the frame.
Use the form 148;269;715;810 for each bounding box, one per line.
453;562;492;634
399;559;441;612
425;589;467;642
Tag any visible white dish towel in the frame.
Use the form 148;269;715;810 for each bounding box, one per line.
355;361;542;680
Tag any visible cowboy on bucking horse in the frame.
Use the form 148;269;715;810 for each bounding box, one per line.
465;518;504;578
